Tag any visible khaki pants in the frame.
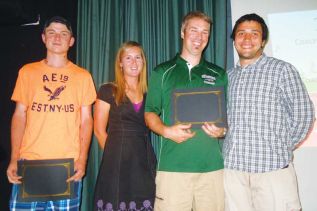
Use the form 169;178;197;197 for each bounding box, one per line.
224;163;301;211
154;170;224;211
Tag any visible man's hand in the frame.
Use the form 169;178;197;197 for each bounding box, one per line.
7;160;22;184
202;123;227;138
67;159;86;182
164;124;196;143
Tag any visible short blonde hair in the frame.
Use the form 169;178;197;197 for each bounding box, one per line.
181;11;212;33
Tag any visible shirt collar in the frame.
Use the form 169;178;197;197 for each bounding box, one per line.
235;53;267;69
175;53;205;68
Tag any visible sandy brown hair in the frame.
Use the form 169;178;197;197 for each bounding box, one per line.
181;11;212;33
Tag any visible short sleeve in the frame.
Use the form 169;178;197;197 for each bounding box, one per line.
81;73;97;106
144;68;163;115
11;66;29;106
97;83;115;104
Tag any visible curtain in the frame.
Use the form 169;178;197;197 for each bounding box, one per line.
76;0;232;210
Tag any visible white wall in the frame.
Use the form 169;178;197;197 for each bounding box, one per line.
230;1;317;210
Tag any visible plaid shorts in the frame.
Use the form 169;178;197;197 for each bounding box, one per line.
9;181;82;211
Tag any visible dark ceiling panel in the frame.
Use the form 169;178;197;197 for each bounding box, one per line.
0;0;39;26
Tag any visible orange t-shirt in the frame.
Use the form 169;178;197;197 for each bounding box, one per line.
11;60;96;160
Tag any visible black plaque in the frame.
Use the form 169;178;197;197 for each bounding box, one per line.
171;86;227;128
17;158;75;202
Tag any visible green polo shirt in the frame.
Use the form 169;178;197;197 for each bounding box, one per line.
145;54;228;172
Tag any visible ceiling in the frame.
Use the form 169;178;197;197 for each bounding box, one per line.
0;0;39;26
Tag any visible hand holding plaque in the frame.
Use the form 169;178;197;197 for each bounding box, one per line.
171;86;227;129
17;158;75;202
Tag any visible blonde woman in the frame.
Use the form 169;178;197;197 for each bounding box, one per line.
93;41;156;211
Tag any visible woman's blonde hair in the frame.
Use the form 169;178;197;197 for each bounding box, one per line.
114;41;147;105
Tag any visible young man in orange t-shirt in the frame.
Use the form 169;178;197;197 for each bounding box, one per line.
6;16;96;210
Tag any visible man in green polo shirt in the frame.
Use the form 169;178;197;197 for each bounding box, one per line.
145;11;227;211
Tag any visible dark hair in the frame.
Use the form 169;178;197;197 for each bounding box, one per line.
43;16;73;35
231;13;268;41
181;11;212;33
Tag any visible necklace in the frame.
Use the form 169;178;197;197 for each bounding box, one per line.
126;89;143;104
